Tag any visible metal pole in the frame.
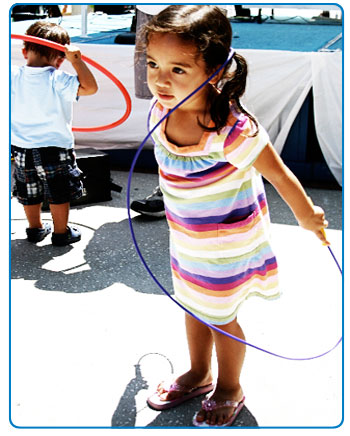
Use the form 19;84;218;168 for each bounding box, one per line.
81;5;88;37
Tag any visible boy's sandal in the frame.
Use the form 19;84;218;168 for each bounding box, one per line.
147;380;215;411
192;395;245;427
26;222;52;243
51;225;81;246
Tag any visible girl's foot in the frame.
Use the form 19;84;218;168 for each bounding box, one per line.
157;370;213;401
194;385;244;426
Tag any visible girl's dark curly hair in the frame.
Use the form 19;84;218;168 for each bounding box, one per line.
139;5;259;135
24;21;70;61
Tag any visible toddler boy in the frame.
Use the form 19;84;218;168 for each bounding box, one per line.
11;21;98;245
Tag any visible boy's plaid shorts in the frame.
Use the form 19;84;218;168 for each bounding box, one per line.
12;146;83;205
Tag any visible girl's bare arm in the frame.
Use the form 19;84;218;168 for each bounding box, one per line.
253;142;329;245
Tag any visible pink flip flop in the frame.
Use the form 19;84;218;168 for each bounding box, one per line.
147;381;215;411
192;395;245;427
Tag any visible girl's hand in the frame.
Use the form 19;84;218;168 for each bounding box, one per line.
64;44;82;64
297;205;330;246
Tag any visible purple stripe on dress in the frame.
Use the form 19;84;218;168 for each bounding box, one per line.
166;204;256;225
172;257;278;291
185;161;228;178
171;255;277;286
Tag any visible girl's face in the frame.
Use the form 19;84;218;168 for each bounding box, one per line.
146;33;211;111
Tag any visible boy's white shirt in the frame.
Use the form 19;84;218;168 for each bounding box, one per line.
11;65;79;149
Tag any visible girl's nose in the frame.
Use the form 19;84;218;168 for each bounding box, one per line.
155;71;170;87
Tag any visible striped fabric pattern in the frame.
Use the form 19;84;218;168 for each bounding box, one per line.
149;101;280;325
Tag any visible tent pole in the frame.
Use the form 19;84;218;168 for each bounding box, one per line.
81;5;88;37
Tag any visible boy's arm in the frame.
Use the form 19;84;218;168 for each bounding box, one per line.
65;45;98;96
253;142;330;245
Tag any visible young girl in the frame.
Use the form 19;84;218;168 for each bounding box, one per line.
141;5;329;427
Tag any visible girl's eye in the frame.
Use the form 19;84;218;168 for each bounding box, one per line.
147;61;157;69
173;67;185;74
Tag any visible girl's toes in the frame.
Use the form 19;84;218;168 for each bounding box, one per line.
207;412;216;425
203;411;211;424
158;392;168;401
217;414;225;426
159;390;178;401
195;409;206;423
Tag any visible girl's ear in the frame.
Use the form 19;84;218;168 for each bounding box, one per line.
208;67;224;86
22;48;28;59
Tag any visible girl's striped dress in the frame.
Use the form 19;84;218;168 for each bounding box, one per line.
149;101;280;325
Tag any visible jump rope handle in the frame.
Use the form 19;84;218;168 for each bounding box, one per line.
320;228;328;245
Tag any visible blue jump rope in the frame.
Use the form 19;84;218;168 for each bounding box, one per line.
127;48;342;361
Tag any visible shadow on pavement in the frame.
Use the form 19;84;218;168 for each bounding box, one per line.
11;216;172;295
111;363;149;427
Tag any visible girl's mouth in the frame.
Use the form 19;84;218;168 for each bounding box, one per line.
158;93;174;101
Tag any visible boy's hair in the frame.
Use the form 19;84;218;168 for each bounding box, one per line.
24;21;70;61
141;5;258;135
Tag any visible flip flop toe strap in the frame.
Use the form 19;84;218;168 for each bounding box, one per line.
202;396;245;412
157;381;195;395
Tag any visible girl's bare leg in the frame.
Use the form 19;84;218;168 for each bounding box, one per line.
195;317;246;425
159;313;214;401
